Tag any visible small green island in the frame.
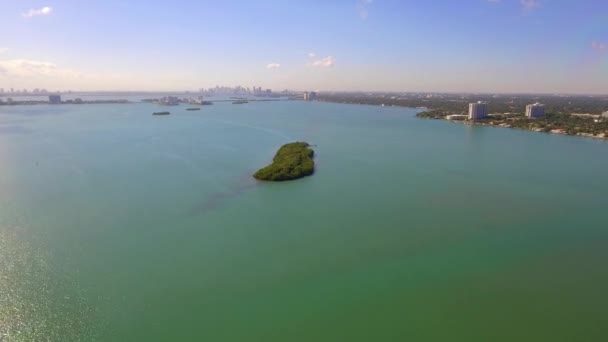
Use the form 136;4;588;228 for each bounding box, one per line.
254;142;315;181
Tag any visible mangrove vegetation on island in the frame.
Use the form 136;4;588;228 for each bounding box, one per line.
254;142;315;181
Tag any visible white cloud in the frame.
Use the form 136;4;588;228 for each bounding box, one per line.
356;0;373;19
310;56;336;68
22;6;53;18
308;52;316;58
521;0;541;14
591;41;608;52
0;58;135;90
0;48;8;54
0;59;80;79
266;63;281;69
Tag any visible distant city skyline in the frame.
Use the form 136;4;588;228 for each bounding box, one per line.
1;1;607;94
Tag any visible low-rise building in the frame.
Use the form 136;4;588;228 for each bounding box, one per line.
49;94;61;104
526;103;545;118
158;96;179;105
602;111;608;118
446;114;468;121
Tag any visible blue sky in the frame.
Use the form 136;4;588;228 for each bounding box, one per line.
1;0;607;93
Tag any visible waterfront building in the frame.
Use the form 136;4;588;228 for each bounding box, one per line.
303;91;317;101
468;101;488;120
526;103;545;118
602;111;608;118
49;94;62;104
446;114;468;121
158;96;179;105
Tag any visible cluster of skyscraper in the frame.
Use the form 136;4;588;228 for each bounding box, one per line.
468;101;545;120
252;86;272;95
197;86;272;96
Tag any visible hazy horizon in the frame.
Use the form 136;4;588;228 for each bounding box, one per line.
3;89;608;97
1;1;607;93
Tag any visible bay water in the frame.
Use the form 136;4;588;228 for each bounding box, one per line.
1;100;607;341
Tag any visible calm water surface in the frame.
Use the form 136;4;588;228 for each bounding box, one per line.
1;101;607;341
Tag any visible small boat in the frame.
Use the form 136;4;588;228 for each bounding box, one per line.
186;108;201;111
153;111;170;115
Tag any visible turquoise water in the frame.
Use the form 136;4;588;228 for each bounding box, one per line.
1;101;607;341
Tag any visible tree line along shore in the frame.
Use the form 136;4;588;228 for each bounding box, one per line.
315;93;608;139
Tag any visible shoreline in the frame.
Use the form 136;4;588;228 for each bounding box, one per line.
3;96;607;142
314;98;608;142
315;98;426;110
421;116;608;141
0;100;132;106
0;98;289;107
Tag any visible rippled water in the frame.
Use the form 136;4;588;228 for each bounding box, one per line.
0;226;94;341
1;101;607;341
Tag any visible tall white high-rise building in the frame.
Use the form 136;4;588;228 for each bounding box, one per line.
526;103;545;118
302;91;317;101
468;101;488;120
